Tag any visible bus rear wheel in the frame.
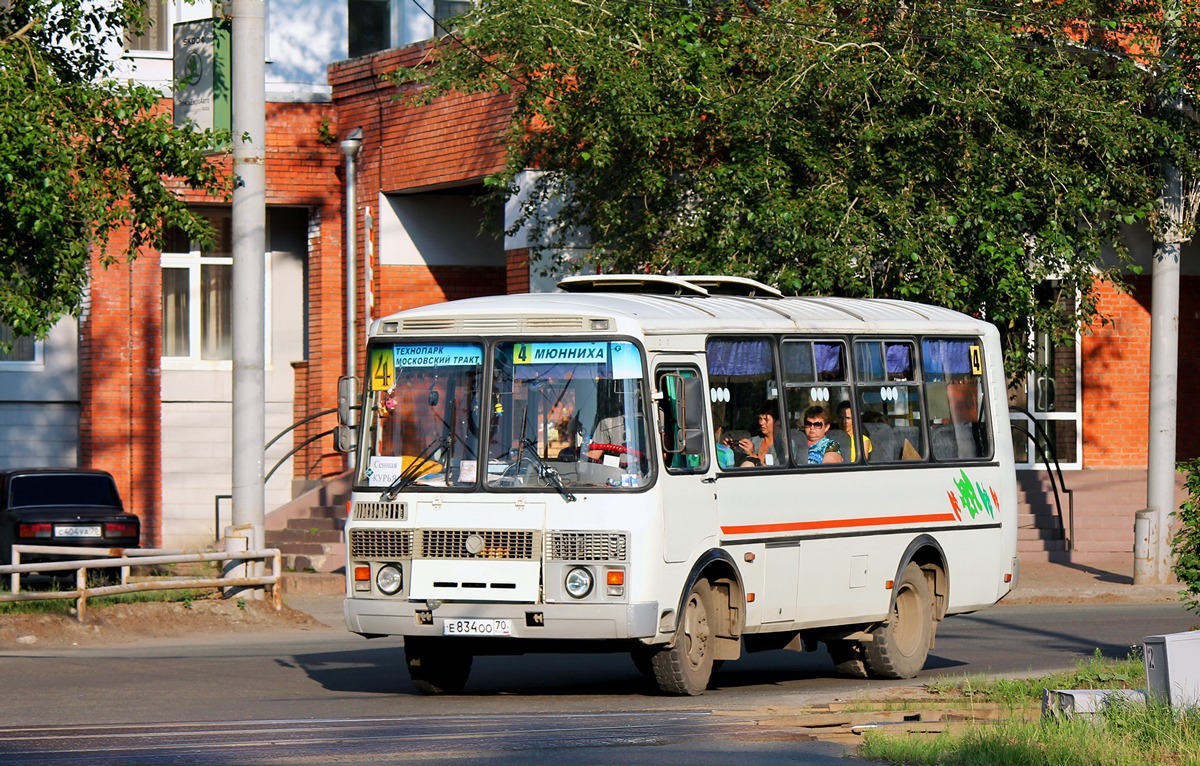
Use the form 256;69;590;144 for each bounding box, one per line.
864;562;933;679
651;579;715;696
405;638;473;694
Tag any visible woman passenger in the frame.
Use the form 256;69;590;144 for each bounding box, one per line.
803;405;844;465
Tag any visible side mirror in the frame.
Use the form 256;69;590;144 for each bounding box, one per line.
681;376;706;453
337;376;360;427
335;424;358;453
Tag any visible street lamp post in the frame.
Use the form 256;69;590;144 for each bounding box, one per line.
341;129;363;469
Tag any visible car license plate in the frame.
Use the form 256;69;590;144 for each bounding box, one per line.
55;525;102;538
443;618;512;637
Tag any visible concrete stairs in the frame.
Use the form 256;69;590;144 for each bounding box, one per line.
264;472;351;573
1017;469;1185;563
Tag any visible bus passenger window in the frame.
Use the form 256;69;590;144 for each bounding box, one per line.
922;338;992;460
706;338;786;469
781;339;856;465
854;340;925;462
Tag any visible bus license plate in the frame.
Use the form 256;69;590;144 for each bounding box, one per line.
443;619;512;637
55;525;102;538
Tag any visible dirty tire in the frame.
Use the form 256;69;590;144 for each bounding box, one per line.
827;640;869;678
864;562;933;679
651;579;715;695
405;638;473;694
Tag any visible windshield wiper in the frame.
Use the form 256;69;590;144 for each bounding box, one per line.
516;438;576;503
380;436;446;502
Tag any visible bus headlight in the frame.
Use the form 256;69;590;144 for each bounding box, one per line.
564;567;593;599
376;564;403;595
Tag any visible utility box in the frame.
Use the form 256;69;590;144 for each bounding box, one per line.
1145;631;1200;708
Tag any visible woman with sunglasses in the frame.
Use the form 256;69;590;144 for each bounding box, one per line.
802;405;844;465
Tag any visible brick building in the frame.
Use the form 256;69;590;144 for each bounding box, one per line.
1;3;1196;560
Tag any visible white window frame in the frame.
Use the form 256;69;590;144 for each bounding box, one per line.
0;324;43;370
125;0;177;56
161;218;272;371
1009;290;1083;471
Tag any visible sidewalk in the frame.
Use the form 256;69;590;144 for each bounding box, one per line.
279;553;1187;628
1005;553;1182;606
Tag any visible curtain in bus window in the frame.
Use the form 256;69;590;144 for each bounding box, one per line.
815;343;843;380
921;340;973;377
707;339;772;377
780;342;814;382
885;343;912;378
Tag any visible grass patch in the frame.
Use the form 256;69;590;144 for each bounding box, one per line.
857;650;1200;766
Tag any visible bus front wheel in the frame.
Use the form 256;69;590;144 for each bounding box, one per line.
651;579;715;696
864;562;933;679
405;638;473;694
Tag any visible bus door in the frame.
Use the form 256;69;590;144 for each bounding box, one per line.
656;365;717;563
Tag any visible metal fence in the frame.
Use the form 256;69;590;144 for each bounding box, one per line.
1;545;282;622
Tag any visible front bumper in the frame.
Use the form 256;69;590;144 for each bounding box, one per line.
344;597;659;641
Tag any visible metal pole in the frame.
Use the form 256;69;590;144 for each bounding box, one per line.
342;130;362;378
1140;155;1182;585
341;130;362;472
230;0;266;596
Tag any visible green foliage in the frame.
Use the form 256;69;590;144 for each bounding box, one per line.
0;1;229;342
1172;458;1200;614
396;0;1200;377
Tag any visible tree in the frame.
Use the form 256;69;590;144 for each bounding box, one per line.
0;1;228;342
395;0;1200;376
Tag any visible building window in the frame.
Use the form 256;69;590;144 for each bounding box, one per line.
434;0;472;24
162;210;233;362
1010;282;1081;470
0;322;37;364
349;0;390;58
125;0;170;53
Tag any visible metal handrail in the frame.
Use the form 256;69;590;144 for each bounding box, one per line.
1010;406;1075;551
1;545;282;622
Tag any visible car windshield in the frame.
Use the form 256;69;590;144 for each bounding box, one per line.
8;475;122;508
357;339;653;492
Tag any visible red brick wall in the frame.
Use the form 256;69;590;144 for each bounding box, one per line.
80;232;163;546
1178;274;1200;461
507;248;531;294
330;45;517;340
82;101;345;544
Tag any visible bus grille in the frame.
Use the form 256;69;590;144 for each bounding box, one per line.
350;529;413;559
419;529;538;560
546;531;628;562
353;502;406;521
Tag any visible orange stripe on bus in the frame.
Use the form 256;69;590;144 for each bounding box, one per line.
721;512;960;536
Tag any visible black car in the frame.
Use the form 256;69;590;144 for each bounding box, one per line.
0;468;140;566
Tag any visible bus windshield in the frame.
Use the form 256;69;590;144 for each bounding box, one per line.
358;339;652;492
361;342;484;489
486;340;652;490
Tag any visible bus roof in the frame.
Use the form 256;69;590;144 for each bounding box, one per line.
369;275;993;339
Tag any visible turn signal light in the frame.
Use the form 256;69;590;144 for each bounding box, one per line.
605;569;625;597
353;565;371;592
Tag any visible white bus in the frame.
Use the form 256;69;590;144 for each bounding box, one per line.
337;274;1018;695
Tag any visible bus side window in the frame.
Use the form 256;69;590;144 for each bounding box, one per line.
781;339;856;465
854;340;926;462
657;368;708;473
922;338;992;461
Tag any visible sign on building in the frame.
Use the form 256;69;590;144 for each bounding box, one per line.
173;19;231;136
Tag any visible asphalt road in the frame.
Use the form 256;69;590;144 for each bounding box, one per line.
0;602;1192;765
